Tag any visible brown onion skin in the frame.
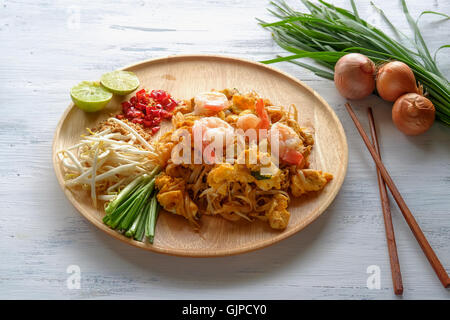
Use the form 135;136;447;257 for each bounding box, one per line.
392;93;435;135
377;61;418;102
334;53;375;100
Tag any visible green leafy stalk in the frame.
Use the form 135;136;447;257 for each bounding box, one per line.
102;166;161;243
105;174;145;214
125;202;147;238
119;179;155;230
259;0;450;125
134;201;150;241
145;193;160;244
104;166;159;214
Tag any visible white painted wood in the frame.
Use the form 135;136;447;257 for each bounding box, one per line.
0;0;449;299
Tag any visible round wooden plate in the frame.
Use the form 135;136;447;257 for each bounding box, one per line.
53;55;348;257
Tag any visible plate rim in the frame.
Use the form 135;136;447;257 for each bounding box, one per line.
52;54;348;257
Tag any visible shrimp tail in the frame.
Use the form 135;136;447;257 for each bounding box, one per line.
255;98;271;130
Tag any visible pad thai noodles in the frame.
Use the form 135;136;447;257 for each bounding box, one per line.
58;86;333;243
151;88;333;230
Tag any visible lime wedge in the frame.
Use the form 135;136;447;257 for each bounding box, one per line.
70;81;113;112
100;70;140;95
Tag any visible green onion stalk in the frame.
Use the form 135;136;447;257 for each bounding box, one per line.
258;0;450;125
103;166;161;244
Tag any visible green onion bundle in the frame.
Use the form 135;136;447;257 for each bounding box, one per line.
259;0;450;125
103;167;160;243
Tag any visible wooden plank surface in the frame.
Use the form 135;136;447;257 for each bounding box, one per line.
0;0;449;299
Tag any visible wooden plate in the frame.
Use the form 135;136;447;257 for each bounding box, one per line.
53;55;348;257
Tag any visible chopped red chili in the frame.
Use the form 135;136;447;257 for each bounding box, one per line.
118;89;177;134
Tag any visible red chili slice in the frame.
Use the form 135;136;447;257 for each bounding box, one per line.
151;126;160;134
121;89;175;132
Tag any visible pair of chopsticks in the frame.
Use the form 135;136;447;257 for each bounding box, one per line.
367;107;403;295
345;103;450;293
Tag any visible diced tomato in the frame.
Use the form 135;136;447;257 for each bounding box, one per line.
281;149;304;166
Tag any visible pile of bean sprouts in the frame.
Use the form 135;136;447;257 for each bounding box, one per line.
57;117;158;207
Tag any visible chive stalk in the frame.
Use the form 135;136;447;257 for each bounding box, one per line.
134;202;150;241
125;202;147;238
105;174;146;214
146;193;160;244
102;166;161;243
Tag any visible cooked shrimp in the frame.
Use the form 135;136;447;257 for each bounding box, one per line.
255;98;270;130
269;122;304;166
192;117;235;163
193;91;230;116
193;117;234;142
236;113;260;131
236;99;271;132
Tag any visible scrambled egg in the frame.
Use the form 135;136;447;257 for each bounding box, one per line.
207;161;284;194
266;194;290;229
207;163;253;194
232;94;256;112
151;89;335;231
290;169;333;197
155;174;199;226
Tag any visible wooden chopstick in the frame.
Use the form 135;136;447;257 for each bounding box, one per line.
345;102;450;288
367;107;403;295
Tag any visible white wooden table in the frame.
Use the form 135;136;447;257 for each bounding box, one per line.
1;0;449;300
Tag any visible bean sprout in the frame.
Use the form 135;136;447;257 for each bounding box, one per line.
58;119;158;206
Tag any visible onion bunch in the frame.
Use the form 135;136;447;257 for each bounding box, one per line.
333;53;435;135
259;0;450;126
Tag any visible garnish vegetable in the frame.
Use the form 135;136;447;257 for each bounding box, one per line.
259;0;450;125
392;93;435;135
376;61;419;102
100;70;140;96
57;117;158;206
71;70;140;111
103;167;161;243
334;53;375;100
119;89;176;135
70;81;113;112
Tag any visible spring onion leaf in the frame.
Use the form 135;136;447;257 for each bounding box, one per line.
102;166;162;243
146;193;160;244
251;171;272;180
134;202;150;241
